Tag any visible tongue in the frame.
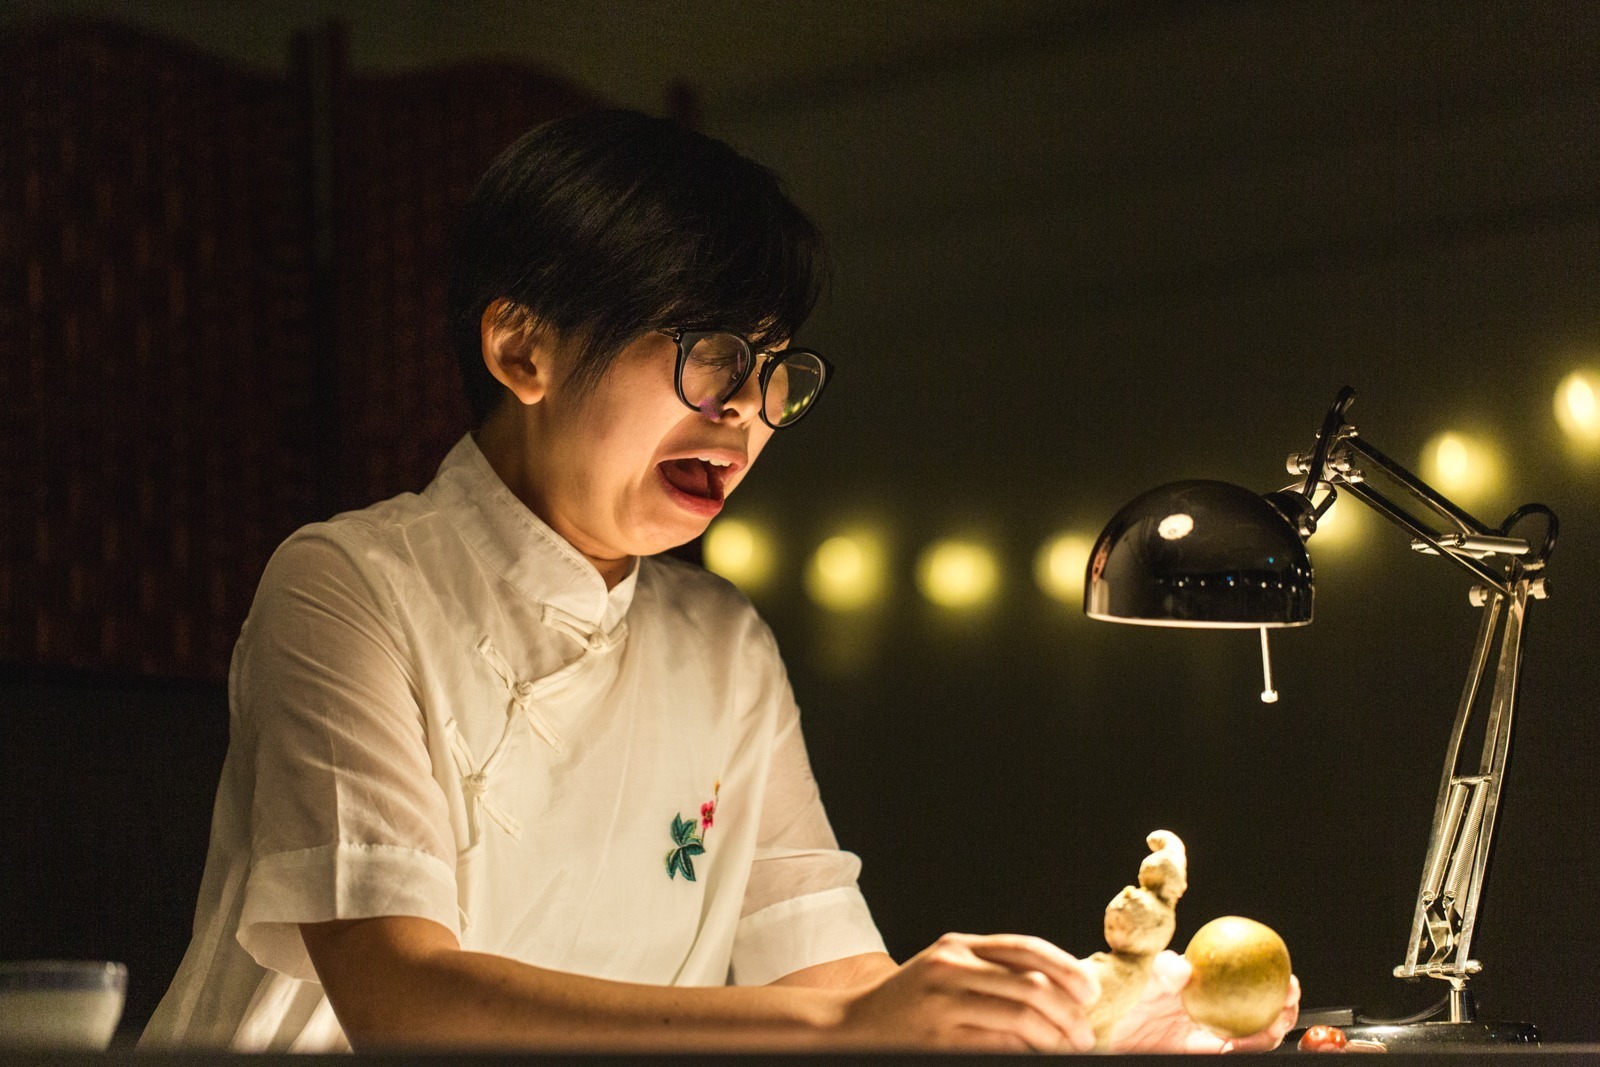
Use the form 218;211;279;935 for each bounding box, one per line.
660;458;721;500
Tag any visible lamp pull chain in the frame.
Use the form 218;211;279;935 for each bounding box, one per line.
1259;627;1280;703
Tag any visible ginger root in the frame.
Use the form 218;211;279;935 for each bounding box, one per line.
1081;830;1188;1049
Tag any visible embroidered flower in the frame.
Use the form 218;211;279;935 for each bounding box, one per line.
665;814;705;881
666;782;722;882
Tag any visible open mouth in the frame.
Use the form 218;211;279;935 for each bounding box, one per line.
658;457;728;502
656;454;742;518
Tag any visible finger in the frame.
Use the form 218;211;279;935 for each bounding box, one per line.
944;1025;1032;1054
1225;1019;1290;1050
1222;974;1303;1052
951;989;1081;1053
1149;949;1191;995
948;966;1096;1052
1268;974;1302;1038
914;941;1086;1047
962;934;1102;1005
958;947;1098;1051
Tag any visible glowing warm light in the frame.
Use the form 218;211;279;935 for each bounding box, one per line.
1555;370;1600;446
1317;495;1342;534
703;518;774;592
1307;494;1362;547
916;540;999;609
1436;434;1470;483
1420;431;1499;501
1158;513;1194;540
1035;534;1093;603
804;533;887;611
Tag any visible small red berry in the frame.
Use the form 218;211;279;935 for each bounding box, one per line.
1298;1024;1349;1052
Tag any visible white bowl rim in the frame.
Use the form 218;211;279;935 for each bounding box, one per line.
0;961;128;992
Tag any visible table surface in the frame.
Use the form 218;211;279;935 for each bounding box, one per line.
4;1049;1600;1065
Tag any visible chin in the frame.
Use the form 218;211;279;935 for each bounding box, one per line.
637;521;711;558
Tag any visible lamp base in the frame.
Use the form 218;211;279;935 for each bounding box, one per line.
1338;1021;1538;1050
1290;1009;1537;1051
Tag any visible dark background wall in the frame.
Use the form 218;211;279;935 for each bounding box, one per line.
3;0;1597;1044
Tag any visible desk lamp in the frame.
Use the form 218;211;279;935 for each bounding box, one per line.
1084;387;1554;1048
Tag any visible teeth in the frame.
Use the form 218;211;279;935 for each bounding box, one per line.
700;457;732;467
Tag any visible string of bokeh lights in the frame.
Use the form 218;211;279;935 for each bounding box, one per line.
706;371;1600;610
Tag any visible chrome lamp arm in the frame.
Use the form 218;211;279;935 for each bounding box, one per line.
1286;387;1557;1022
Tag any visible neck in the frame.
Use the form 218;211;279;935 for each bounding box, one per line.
473;409;635;590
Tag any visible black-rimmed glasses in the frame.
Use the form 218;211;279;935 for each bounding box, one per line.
664;329;833;429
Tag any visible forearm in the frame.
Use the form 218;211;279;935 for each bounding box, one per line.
769;951;899;989
307;919;1107;1054
307;919;851;1052
365;950;849;1051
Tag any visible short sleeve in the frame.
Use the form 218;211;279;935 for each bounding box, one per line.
729;672;887;985
233;529;461;981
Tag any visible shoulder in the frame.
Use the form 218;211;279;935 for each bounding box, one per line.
639;552;765;618
265;492;434;579
636;555;782;655
250;491;442;629
635;556;797;725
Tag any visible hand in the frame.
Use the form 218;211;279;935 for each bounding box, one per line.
1108;951;1300;1053
836;933;1100;1053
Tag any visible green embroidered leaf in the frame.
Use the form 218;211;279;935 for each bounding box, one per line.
666;849;682;879
680;851;697;881
671;813;694;846
682;843;705;857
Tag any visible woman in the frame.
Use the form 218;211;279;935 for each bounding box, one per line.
143;109;1295;1053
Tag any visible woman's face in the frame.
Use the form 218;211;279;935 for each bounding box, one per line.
521;330;776;576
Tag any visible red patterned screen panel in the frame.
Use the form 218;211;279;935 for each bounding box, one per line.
332;64;598;511
1;24;319;679
1;22;599;679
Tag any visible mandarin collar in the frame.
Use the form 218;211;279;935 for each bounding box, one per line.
425;435;638;631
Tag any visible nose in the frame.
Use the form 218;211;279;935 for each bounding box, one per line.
715;357;766;424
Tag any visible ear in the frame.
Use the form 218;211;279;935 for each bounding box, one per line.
480;299;556;405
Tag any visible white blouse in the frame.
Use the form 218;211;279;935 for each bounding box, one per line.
141;435;885;1051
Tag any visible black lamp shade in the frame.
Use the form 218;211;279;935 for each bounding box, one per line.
1084;480;1314;628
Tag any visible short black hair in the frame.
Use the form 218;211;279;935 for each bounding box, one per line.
448;109;828;426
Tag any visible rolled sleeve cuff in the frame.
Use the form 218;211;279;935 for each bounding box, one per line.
238;843;460;981
729;886;888;987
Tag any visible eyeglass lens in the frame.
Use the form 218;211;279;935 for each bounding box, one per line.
763;353;824;426
680;334;825;427
680;333;751;412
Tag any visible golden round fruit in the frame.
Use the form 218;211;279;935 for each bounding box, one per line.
1180;916;1292;1038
